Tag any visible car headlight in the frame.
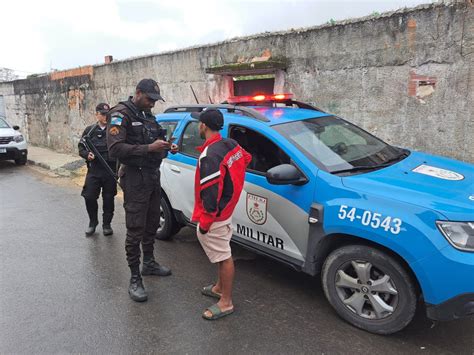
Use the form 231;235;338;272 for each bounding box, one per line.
14;135;24;143
437;221;474;252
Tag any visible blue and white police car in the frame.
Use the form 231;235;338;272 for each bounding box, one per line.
155;93;473;334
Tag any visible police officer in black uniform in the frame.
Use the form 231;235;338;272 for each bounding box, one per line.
107;79;178;302
79;103;117;236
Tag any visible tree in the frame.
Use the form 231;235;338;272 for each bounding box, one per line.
0;68;19;82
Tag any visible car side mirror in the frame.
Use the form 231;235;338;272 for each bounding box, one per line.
12;125;20;130
266;164;307;186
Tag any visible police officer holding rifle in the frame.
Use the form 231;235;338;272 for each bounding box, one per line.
79;103;117;237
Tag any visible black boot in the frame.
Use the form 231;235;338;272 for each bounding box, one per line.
128;274;147;302
142;258;172;276
85;221;98;236
103;224;113;236
102;209;114;235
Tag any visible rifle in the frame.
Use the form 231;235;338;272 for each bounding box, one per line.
80;125;118;181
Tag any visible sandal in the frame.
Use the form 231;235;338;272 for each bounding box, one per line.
202;304;234;320
201;284;222;299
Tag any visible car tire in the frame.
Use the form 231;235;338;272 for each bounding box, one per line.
322;244;417;335
156;196;182;240
15;156;27;165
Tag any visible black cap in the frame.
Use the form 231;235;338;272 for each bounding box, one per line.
96;103;110;114
191;108;224;131
136;79;165;102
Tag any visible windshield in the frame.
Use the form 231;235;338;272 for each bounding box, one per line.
0;118;9;129
273;116;403;173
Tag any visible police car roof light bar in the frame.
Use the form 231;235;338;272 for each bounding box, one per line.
164;104;271;122
227;93;293;104
224;95;325;113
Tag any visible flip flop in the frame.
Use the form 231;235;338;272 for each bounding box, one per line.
202;304;234;320
201;284;222;299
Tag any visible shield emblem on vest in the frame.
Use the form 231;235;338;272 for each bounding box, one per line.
246;193;268;225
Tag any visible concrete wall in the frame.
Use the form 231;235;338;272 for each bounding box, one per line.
0;1;473;162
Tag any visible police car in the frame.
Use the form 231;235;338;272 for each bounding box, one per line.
155;94;474;334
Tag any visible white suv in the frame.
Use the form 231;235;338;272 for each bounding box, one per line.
0;117;28;165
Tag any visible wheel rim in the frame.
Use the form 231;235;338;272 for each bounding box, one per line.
335;260;399;320
157;204;165;233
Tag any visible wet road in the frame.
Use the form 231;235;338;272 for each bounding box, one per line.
0;162;473;354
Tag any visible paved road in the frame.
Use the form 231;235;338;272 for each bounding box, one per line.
1;162;472;354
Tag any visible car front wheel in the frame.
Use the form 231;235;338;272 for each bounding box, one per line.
15;156;27;165
322;244;417;334
156;196;182;240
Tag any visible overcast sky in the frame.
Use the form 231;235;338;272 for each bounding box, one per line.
1;0;433;76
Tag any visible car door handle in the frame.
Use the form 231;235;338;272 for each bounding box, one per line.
170;165;181;173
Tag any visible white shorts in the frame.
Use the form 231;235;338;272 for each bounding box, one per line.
197;218;233;263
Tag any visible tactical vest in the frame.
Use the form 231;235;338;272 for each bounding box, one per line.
110;99;167;169
88;125;110;159
85;125;115;170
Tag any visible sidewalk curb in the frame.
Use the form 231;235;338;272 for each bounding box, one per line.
27;158;84;177
27;159;52;171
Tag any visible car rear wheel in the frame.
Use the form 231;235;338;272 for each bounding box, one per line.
156;196;182;240
322;244;417;334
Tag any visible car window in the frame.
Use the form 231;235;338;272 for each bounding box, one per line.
0;118;9;128
159;121;179;140
319;124;366;147
273;116;402;173
229;126;290;174
180;121;204;158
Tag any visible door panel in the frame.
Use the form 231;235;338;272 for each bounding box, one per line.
229;125;316;261
162;156;197;219
232;178;312;261
162;120;204;219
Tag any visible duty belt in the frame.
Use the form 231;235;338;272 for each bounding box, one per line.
123;165;159;172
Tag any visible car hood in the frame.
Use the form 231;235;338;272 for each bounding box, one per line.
0;128;20;137
342;151;474;221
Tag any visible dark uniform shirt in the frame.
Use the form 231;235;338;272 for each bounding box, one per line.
79;124;116;171
106;97;167;269
106;97;167;169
